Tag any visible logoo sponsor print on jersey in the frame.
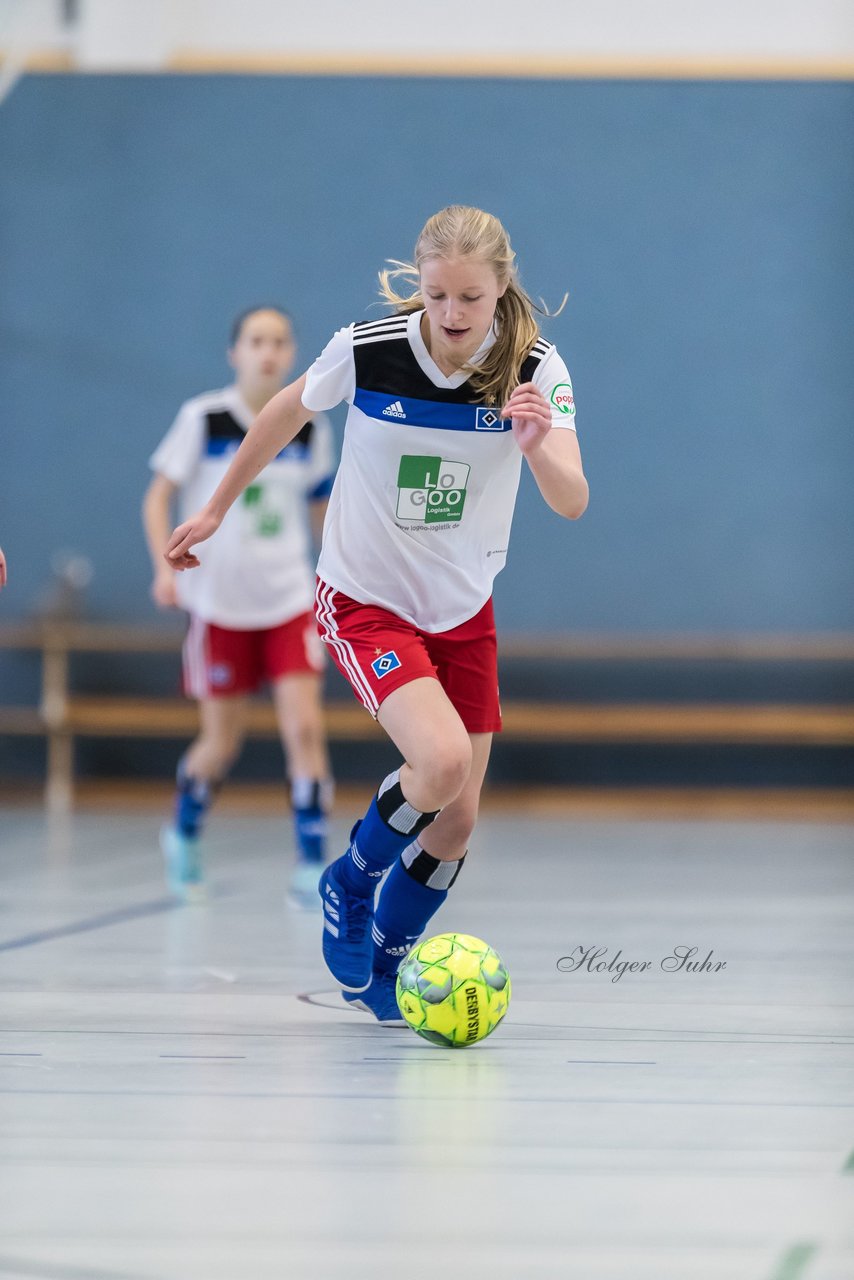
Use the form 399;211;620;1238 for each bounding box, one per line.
396;455;470;525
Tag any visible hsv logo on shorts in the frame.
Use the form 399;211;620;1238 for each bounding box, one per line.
371;650;402;679
208;662;233;688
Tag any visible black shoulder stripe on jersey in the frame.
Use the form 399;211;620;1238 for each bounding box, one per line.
518;348;551;383
352;319;557;403
205;410;245;441
353;325;409;336
355;312;408;324
353;318;409;333
206;409;313;447
353;330;409;344
353;315;409;334
354;329;476;402
353;332;410;347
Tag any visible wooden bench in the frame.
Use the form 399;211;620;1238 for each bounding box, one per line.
2;621;853;813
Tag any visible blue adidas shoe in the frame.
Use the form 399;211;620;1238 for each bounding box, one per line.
343;970;407;1026
319;856;374;991
160;825;206;903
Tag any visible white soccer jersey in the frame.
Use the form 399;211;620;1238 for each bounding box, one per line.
150;385;335;629
302;309;577;633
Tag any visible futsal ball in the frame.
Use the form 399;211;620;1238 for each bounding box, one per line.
395;933;511;1048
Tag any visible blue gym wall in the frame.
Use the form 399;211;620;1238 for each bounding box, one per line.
1;74;853;635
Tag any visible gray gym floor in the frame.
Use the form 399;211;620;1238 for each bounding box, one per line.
1;798;852;1280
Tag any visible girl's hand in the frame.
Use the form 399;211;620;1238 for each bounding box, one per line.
501;382;552;456
151;567;179;608
0;546;6;589
164;507;221;571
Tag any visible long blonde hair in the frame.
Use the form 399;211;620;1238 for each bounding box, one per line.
378;206;557;406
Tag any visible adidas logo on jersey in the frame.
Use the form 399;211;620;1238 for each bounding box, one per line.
382;400;406;419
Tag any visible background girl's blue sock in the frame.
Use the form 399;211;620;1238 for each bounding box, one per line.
174;759;216;838
291;777;331;864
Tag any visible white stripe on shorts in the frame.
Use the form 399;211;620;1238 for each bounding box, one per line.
182;615;208;700
315;580;379;715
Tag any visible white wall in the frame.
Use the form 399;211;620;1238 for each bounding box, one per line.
2;0;853;69
180;0;854;58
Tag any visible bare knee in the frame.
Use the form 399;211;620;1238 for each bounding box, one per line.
447;795;480;846
186;729;244;781
282;710;322;758
406;734;472;811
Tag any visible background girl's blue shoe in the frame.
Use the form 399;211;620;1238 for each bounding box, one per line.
160;825;206;903
287;860;323;911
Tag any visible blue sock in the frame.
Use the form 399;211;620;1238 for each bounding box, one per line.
174;761;215;838
291;778;330;864
371;841;466;975
336;769;439;897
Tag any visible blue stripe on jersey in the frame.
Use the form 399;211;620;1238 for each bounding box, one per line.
206;438;309;461
353;387;510;433
206;438;241;457
308;474;334;501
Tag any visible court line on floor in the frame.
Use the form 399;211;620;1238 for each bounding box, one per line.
159;1054;246;1059
353;1056;653;1065
566;1059;657;1065
2;1087;853;1106
509;1020;854;1040
2;1024;850;1048
0;1255;147;1280
0;898;185;952
520;1035;854;1045
298;994;854;1041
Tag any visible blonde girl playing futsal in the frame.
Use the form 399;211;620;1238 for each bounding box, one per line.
165;207;588;1020
144;306;335;907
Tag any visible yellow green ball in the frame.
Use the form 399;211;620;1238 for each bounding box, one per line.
395;933;511;1048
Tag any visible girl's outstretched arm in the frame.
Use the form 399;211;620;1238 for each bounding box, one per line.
165;374;310;569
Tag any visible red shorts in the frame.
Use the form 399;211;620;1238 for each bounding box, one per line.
315;580;501;734
182;611;324;699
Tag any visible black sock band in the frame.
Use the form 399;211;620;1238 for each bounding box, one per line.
177;759;221;804
401;841;466;891
375;769;439;836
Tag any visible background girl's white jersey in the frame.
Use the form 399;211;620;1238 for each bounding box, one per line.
151;385;335;629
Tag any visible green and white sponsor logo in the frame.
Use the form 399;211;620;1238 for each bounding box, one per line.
550;383;576;415
243;483;283;536
396;455;469;524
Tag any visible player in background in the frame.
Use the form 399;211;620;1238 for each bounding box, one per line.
143;307;336;907
165;207;588;1019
